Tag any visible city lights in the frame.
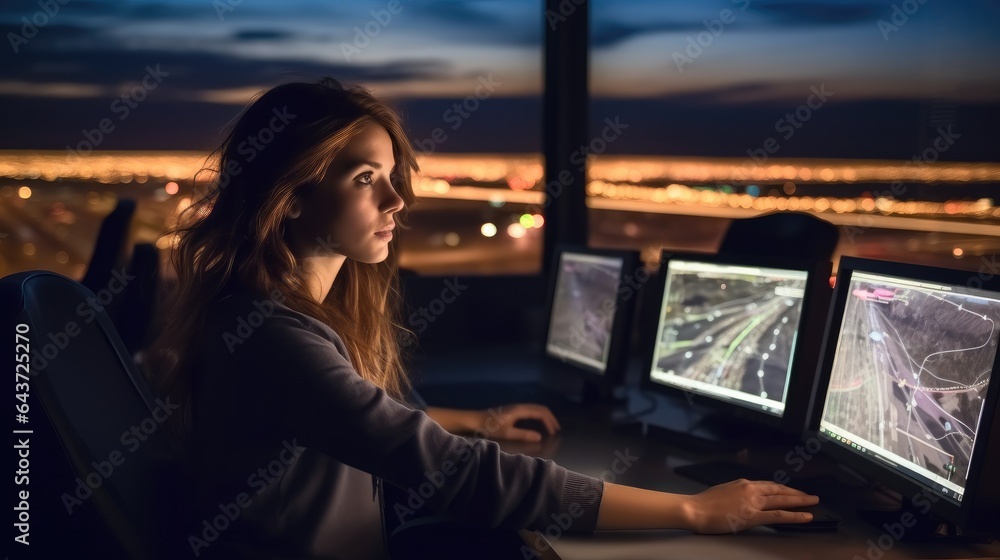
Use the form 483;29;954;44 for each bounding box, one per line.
507;223;527;239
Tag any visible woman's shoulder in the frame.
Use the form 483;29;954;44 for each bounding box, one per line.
205;286;350;363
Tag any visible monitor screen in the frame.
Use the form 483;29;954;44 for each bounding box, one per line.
818;270;1000;505
648;259;809;416
545;252;625;373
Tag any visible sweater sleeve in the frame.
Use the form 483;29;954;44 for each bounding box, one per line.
406;386;429;411
227;312;605;533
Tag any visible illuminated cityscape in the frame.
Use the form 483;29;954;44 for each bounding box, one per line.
3;150;999;279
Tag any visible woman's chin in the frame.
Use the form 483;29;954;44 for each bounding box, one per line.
351;245;391;264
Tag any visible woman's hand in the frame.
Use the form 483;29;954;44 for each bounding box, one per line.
683;478;819;533
596;480;818;532
474;403;561;442
424;404;561;442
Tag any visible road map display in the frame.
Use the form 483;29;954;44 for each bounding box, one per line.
820;272;1000;499
546;253;624;372
649;260;808;415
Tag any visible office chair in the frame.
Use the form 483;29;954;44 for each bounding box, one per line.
718;211;839;261
382;481;528;560
81;198;136;294
109;242;161;358
1;270;193;559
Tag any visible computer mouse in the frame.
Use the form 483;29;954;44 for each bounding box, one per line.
513;418;551;437
767;505;841;532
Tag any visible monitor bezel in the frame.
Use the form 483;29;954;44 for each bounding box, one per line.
808;256;1000;532
542;245;641;392
638;250;832;435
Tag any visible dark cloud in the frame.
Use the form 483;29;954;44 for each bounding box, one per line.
592;20;707;48
123;2;214;20
5;91;998;164
392;2;695;49
749;0;886;26
408;1;503;27
0;0;211;20
1;21;453;93
398;0;540;47
591;94;1000;161
2;21;95;48
232;29;296;41
654;82;788;105
588;0;889;50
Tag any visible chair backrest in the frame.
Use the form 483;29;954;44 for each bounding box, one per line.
81;198;136;293
110;242;161;357
1;270;190;559
718;211;839;261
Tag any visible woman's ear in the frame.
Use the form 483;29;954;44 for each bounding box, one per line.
287;201;302;220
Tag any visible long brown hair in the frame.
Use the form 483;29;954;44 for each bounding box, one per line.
143;77;418;452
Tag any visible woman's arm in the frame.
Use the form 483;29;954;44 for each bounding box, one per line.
597;480;817;533
424;406;481;433
425;404;561;442
224;310;814;533
426;407;819;532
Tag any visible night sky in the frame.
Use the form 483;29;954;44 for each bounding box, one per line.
2;0;999;160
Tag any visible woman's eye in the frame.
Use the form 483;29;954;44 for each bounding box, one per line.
356;171;374;186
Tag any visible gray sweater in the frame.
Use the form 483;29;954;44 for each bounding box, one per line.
188;288;605;559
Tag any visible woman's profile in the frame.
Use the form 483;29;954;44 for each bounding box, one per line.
144;77;818;559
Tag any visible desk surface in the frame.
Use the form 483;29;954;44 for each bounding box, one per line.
511;403;1000;560
412;346;1000;560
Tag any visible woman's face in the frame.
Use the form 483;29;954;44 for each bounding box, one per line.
288;121;405;263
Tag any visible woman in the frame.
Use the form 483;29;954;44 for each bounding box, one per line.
145;77;817;559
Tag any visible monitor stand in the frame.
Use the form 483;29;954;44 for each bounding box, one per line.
540;362;629;407
855;495;993;544
613;392;808;478
627;394;768;454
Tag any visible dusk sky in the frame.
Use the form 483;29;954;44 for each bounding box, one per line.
3;0;999;159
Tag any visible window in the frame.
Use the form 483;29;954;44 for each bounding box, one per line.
587;0;1000;272
0;0;545;278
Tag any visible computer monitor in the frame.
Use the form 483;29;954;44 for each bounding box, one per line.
543;246;641;399
813;257;1000;537
640;251;832;436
